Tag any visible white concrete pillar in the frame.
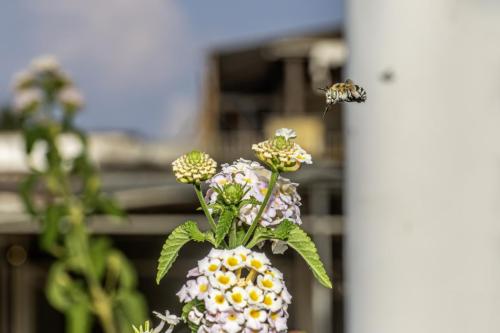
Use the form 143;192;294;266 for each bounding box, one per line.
345;1;500;333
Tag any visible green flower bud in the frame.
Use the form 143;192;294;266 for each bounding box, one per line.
172;150;217;184
219;183;246;205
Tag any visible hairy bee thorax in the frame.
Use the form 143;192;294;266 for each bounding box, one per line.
321;79;367;117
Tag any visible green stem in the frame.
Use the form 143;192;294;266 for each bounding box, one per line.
229;217;237;249
194;184;217;231
242;171;279;246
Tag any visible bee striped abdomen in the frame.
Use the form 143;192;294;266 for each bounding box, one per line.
321;79;367;117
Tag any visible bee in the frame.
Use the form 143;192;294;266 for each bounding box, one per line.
319;79;367;117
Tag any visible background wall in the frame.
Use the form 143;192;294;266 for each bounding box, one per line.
346;1;500;332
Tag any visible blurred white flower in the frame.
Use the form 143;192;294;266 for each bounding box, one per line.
12;88;43;112
58;86;84;110
30;55;61;73
11;70;35;91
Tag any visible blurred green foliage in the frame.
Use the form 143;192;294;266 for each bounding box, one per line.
14;58;147;333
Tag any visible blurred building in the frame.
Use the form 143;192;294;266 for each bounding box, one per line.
0;28;346;333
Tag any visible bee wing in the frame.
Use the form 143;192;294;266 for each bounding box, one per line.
350;85;362;98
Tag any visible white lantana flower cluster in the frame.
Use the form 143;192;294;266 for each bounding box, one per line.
11;55;84;113
205;159;302;227
177;247;291;333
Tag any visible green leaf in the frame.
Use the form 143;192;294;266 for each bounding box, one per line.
156;221;197;284
204;231;217;246
95;196;125;218
19;173;39;216
182;299;204;333
66;302;92;333
215;208;234;246
286;226;333;289
115;290;148;332
89;237;112;280
273;219;294;239
40;205;65;251
245;220;333;289
185;222;206;242
113;250;138;290
235;230;246;245
46;262;89;311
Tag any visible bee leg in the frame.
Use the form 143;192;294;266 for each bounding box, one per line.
322;105;330;118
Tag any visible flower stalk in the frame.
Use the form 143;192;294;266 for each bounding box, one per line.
242;170;279;246
194;183;217;231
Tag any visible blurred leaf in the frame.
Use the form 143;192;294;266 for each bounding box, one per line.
114;290;148;332
89;237;113;280
113;250;138;290
46;262;89;312
95;196;125;219
64;224;89;272
19;173;39;216
66;302;92;333
23;126;45;154
40;204;66;251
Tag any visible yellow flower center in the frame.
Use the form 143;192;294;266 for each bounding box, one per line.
271;312;279;320
218;275;230;285
208;264;218;272
249;290;260;302
231;292;243;303
199;284;208;293
263;295;273;306
259;188;268;196
227;257;239;267
239;254;247;261
251;259;262;270
217;178;228;185
262;279;273;288
250;309;261;319
228;314;238;321
215;294;225;304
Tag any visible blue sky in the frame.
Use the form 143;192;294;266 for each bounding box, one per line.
0;0;342;139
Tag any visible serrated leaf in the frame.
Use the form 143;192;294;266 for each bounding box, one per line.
215;209;234;246
205;231;217;246
286;226;333;289
273;219;294;239
185;222;206;242
156;221;195;284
